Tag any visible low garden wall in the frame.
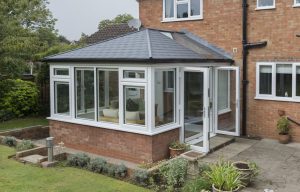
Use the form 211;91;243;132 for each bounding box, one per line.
0;126;49;140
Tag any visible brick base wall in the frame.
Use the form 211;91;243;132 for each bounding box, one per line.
49;120;179;163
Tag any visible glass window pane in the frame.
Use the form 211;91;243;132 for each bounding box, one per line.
98;70;119;123
124;86;145;126
177;3;188;18
165;0;174;18
54;68;69;76
217;70;237;133
184;71;203;145
191;0;200;16
258;0;274;7
76;69;95;120
124;70;145;79
218;70;229;111
259;65;272;95
155;69;176;127
276;64;292;97
297;0;300;4
297;66;300;96
55;82;70;115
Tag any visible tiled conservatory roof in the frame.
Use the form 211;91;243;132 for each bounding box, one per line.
44;28;233;63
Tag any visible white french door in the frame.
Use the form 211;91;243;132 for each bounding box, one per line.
182;67;210;153
214;67;240;136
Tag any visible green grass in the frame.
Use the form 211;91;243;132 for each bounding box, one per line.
0;117;48;131
0;145;150;192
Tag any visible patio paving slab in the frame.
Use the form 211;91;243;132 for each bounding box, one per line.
199;138;300;192
20;154;46;164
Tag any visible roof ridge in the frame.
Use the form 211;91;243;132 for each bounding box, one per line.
146;29;153;59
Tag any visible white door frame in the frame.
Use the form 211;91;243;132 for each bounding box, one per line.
181;67;210;153
214;66;240;136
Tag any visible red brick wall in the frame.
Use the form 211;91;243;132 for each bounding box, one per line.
139;0;300;141
49;120;179;163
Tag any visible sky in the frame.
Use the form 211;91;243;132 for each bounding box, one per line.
48;0;139;41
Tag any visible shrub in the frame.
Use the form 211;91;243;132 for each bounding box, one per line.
16;140;35;151
277;116;290;135
1;136;17;147
133;170;149;186
0;79;39;121
205;160;243;191
115;164;127;178
67;153;90;168
105;164;117;177
182;176;211;192
169;140;188;150
159;158;188;190
87;158;107;173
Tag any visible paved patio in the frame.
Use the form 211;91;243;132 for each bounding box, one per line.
200;138;300;192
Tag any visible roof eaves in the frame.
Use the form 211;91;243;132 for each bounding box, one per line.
43;57;232;63
181;29;233;60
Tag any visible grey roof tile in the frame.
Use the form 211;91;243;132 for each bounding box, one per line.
44;29;233;63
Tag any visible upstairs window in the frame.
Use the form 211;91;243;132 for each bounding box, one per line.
163;0;203;21
257;0;275;10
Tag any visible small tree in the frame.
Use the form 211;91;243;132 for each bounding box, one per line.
98;14;134;30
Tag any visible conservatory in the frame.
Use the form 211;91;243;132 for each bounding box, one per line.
45;29;240;163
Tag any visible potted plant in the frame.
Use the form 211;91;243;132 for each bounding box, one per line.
205;160;243;192
169;141;188;158
277;116;290;144
232;161;259;186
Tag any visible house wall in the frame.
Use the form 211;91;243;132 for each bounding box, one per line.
139;0;300;141
49;120;179;163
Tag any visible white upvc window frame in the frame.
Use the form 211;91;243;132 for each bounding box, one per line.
74;67;96;121
153;67;178;130
120;82;149;132
294;0;300;7
50;65;72;119
217;70;231;115
256;0;276;10
121;67;147;83
162;0;203;22
96;68;119;124
256;62;300;102
53;66;70;78
49;64;181;136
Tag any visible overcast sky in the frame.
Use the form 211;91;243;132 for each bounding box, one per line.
48;0;139;41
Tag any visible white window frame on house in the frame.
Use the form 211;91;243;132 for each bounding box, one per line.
256;0;276;10
256;62;300;102
53;66;70;78
153;68;177;129
74;68;96;121
50;66;72;119
162;0;203;22
217;70;231;115
294;0;300;7
49;64;182;135
97;68;119;124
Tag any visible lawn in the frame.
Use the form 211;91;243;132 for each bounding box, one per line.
0;117;48;131
0;145;150;192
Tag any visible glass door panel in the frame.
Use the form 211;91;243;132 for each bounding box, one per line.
183;68;209;153
215;67;240;136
